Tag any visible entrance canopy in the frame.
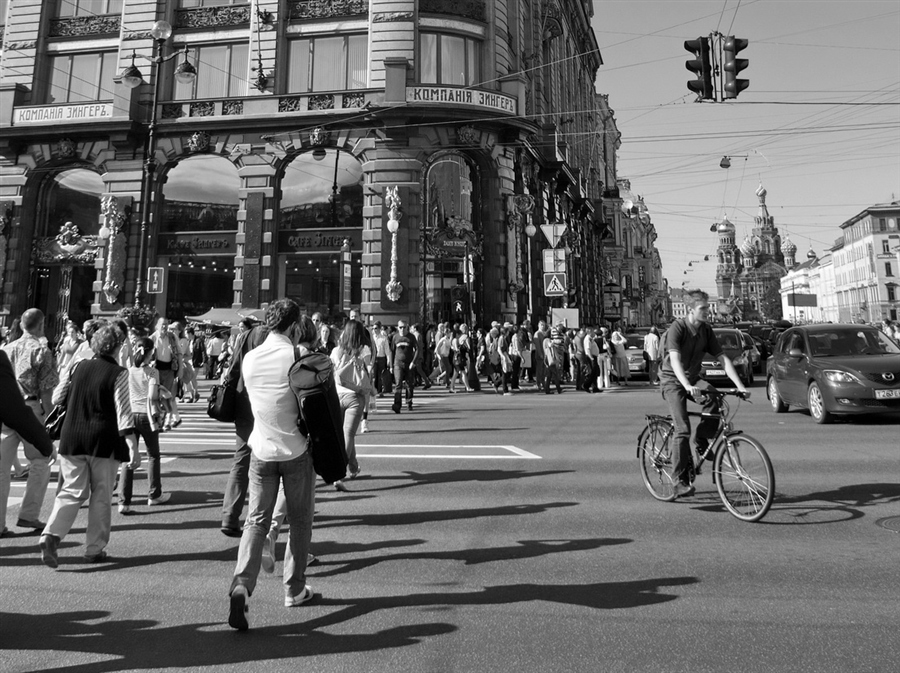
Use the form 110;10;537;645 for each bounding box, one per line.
186;307;264;327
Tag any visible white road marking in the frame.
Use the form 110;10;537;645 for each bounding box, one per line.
356;444;541;459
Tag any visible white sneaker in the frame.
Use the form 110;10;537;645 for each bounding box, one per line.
118;503;131;514
261;536;275;574
148;492;171;506
359;420;369;434
284;585;314;607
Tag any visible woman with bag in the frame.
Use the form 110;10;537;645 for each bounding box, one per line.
450;324;474;393
118;337;169;514
329;319;371;491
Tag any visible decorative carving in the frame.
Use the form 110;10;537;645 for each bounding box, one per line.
190;102;215;117
187;131;211;153
309;127;330;146
279;97;304;112
542;3;563;41
419;0;486;22
100;195;129;304
57;138;77;159
32;235;101;265
384;187;404;303
223;100;244;116
342;92;365;108
289;0;368;20
162;104;184;119
513;194;536;214
49;15;120;38
372;12;414;22
175;6;251;29
309;94;335;110
456;125;480;145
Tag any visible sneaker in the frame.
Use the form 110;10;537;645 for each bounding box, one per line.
84;550;110;563
261;536;275;574
349;467;361;480
40;534;59;569
148;492;171;506
672;482;696;499
220;526;243;538
284;585;314;608
333;480;348;492
118;503;132;514
503;392;513;396
228;586;250;631
359;420;369;434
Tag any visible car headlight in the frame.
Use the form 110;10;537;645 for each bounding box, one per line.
823;370;862;385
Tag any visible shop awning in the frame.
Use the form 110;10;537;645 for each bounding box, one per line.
186;308;264;327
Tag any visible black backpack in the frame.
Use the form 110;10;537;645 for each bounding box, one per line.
288;348;347;484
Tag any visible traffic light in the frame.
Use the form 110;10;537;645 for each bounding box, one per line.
684;37;713;100
723;36;749;99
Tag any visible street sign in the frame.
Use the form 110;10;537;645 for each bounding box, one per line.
543;272;567;296
540;223;567;248
542;248;567;273
147;267;164;295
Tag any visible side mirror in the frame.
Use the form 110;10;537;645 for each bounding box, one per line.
788;348;803;358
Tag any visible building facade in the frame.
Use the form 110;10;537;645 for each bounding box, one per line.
778;249;838;324
0;0;621;341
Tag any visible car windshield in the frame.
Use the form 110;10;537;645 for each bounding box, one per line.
808;329;900;357
625;334;644;349
715;332;742;350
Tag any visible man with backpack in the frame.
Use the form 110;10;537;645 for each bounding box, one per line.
228;299;318;631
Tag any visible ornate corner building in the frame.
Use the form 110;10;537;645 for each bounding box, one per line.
0;0;641;340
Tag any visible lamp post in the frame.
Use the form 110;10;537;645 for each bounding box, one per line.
384;187;403;302
120;20;196;307
524;220;536;323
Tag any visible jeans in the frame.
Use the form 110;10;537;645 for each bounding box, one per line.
533;356;545;389
510;354;522;389
119;413;162;503
221;419;253;530
543;362;562;393
230;450;315;599
374;356;392;394
0;399;52;526
339;391;365;473
661;379;720;484
393;362;414;408
43;453;118;557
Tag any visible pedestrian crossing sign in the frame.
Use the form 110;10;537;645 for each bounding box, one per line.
543;272;567;296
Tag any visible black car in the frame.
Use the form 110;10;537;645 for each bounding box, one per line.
766;324;900;423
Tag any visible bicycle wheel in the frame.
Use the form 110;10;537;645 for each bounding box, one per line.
713;434;775;522
638;420;677;501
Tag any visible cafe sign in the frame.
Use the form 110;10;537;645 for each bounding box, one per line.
14;103;114;125
158;232;236;256
278;227;362;253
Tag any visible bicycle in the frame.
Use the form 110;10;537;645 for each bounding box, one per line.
636;388;775;522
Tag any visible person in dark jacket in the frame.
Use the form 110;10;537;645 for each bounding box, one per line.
0;349;54;538
39;324;134;568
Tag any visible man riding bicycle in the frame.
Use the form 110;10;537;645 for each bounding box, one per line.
658;290;750;499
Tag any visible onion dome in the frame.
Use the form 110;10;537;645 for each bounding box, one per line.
740;234;754;257
781;235;797;256
716;216;735;234
806;247;817;260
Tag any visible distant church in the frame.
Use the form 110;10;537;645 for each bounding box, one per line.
715;184;791;321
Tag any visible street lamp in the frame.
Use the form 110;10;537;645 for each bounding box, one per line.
120;20;196;307
524;221;536;323
384;187;403;302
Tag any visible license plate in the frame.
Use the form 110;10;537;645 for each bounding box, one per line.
875;389;900;399
705;369;725;376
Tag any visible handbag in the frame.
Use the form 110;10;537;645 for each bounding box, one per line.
207;382;237;422
44;403;66;441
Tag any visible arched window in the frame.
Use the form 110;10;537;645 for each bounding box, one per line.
280;149;363;229
161;155;240;233
40;168;104;237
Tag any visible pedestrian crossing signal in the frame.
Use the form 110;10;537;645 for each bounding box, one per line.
543;272;567;296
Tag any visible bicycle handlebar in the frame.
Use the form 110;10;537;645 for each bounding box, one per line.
697;388;751;401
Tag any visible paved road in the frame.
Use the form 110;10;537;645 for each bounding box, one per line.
2;377;898;673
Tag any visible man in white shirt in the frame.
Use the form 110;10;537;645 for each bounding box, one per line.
228;299;316;631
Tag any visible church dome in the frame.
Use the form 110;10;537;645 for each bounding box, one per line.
716;217;735;234
740;234;754;256
781;235;797;255
806;246;817;260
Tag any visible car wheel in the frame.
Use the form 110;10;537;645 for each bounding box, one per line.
768;377;787;413
807;382;832;424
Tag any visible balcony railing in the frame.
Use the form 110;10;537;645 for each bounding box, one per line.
289;0;368;20
175;5;251;30
419;0;486;22
49;15;121;38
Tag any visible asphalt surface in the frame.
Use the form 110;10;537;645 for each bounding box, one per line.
2;375;898;673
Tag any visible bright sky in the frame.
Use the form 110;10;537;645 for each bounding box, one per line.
591;0;900;295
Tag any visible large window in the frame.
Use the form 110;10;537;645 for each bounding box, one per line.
47;51;117;103
288;35;367;93
56;0;123;17
173;43;248;99
40;168;105;237
420;32;480;86
161;155;240;233
280;150;363;230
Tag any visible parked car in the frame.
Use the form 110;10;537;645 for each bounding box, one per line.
741;331;762;373
766;324;900;424
699;328;755;386
623;333;649;379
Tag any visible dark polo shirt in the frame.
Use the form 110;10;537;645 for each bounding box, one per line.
659;318;722;386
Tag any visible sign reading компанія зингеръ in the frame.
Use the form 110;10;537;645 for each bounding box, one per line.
13;103;114;125
406;87;517;114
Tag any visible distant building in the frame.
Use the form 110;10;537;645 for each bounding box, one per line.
779;249;837;323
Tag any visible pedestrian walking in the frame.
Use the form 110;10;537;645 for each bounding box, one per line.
391;321;418;412
227;299;317;630
611;323;630;386
330;319;371;490
644;326;661;385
